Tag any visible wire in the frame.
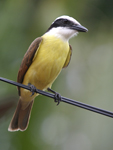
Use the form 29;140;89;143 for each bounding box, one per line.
0;76;113;118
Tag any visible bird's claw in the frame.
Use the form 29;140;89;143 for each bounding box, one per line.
28;83;37;97
47;88;61;105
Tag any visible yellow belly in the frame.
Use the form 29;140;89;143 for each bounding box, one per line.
20;35;69;101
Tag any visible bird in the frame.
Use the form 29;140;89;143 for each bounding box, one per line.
8;15;88;131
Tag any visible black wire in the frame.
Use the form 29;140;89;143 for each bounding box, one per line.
0;77;113;118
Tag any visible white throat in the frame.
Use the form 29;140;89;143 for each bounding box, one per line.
44;27;79;42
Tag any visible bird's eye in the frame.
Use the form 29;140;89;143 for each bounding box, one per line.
63;19;69;24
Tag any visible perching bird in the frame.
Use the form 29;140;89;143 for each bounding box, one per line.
8;15;88;131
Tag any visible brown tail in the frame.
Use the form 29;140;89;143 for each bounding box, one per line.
8;98;34;132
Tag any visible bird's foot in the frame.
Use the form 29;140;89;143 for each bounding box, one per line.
28;83;37;97
47;88;61;105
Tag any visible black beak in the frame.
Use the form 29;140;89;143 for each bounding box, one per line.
71;24;88;32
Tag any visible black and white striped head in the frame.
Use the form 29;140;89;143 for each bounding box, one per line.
46;15;88;41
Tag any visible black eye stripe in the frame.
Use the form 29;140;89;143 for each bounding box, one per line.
46;18;75;32
56;19;71;25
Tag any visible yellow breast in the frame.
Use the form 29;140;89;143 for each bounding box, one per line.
21;35;69;100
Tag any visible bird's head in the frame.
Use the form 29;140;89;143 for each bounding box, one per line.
46;15;88;41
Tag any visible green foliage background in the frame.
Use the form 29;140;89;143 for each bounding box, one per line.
0;0;113;150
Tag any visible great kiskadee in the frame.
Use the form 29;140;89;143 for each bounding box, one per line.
8;15;88;131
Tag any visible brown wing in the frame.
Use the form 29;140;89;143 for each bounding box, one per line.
17;37;42;95
63;45;72;68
